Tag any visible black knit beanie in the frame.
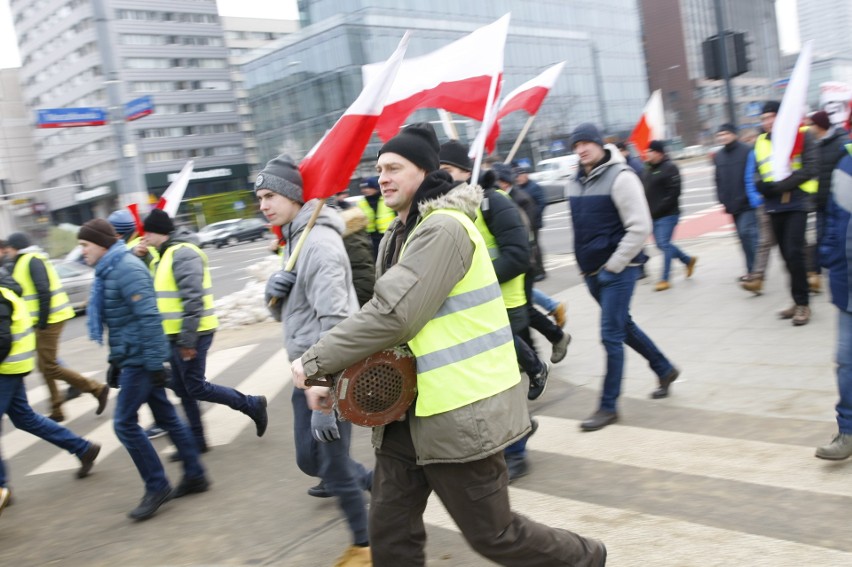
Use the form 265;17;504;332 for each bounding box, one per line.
439;140;473;172
143;208;175;235
762;100;781;115
6;232;30;250
378;123;440;172
78;219;119;249
254;155;304;204
569;122;604;148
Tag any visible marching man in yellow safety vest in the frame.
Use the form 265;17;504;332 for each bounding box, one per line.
291;123;607;566
356;176;396;259
2;232;109;422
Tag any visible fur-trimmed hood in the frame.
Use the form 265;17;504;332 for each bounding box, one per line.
417;181;483;220
339;206;369;237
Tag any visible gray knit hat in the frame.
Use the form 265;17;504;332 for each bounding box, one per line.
254;155;304;204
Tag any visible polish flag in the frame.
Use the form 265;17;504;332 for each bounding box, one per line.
485;61;566;153
364;14;510;142
627;90;665;158
156;160;194;217
298;33;410;201
771;40;813;180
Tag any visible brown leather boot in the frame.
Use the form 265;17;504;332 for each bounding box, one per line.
741;276;763;294
808;272;822;294
792;305;811;326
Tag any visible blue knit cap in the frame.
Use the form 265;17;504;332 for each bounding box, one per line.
569;123;604;148
107;209;136;236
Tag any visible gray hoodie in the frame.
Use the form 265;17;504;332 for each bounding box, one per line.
280;201;358;360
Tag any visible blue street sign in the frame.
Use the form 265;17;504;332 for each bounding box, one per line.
36;107;107;129
125;95;154;122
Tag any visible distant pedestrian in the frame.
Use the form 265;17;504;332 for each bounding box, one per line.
713;123;758;281
256;155;372;567
3;232;109;422
79;219;208;521
815;143;852;460
357;176;395;260
567;123;680;430
749;101;819;325
643;140;697;291
742;149;778;295
0;271;101;516
616;141;644;176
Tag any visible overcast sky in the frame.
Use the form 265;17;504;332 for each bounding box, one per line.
0;0;801;70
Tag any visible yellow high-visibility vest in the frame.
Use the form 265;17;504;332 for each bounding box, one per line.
153;243;218;336
127;236;160;264
0;286;36;374
402;208;519;417
11;253;74;324
473;191;526;309
357;197;396;234
754;130;818;194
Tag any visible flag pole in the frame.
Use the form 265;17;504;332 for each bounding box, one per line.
503;115;536;164
471;74;502;185
284;199;326;272
438;109;459;140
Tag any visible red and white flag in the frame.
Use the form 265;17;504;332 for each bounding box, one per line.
485;61;566;153
156;160;194;217
299;33;410;202
363;14;510;142
627;90;665;158
771;40;813;180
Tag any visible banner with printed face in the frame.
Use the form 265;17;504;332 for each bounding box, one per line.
819;81;852;126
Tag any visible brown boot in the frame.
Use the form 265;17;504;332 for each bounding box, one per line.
808;272;822;294
741;276;763;294
779;305;797;319
550;302;567;328
792;305;811;326
655;281;670;291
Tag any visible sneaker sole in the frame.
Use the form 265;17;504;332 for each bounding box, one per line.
815;451;852;461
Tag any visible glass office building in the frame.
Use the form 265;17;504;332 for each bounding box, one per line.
243;1;648;172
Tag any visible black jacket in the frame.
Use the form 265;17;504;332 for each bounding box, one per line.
714;140;753;216
518;179;546;230
9;252;51;329
816;127;850;211
481;188;530;283
0;273;24;365
643;157;681;219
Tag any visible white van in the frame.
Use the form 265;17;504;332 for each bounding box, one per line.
529;155;579;184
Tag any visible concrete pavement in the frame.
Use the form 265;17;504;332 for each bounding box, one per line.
1;230;850;566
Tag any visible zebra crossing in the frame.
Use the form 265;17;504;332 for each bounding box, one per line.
3;336;852;566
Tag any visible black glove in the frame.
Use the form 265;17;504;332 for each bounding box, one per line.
266;270;297;299
756;180;777;197
106;363;121;389
151;364;171;388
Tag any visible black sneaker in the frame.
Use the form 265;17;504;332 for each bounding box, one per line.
505;453;529;481
252;396;268;437
307;481;332;498
650;368;680;399
146;426;167;440
77;442;101;479
128;487;173;521
171;476;210;498
528;362;549;401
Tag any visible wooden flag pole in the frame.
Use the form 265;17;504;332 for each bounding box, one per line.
284;198;326;272
438;109;459;140
503;114;537;164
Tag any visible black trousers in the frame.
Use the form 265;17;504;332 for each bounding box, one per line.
508;305;543;376
525;271;565;345
370;419;604;566
770;210;809;306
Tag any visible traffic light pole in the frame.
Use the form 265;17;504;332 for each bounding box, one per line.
714;0;737;126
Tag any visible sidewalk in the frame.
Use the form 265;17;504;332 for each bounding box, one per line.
544;232;836;426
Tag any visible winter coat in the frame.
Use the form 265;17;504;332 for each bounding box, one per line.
567;145;652;274
480;187;530;283
0;273;23;365
714;140;753;216
300;181;529;465
821;145;852;313
816;127;850;211
643;157;682;219
339;207;376;307
102;252;169;370
280;200;359;361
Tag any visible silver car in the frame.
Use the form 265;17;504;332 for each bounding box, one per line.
52;260;94;313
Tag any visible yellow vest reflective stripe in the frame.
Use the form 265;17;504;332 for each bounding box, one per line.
473;194;526;309
402;208;520;417
754;131;818;194
153;243;218;335
0;286;36;374
357;197;395;233
11;253;75;324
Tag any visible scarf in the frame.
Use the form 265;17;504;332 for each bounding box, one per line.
87;241;128;345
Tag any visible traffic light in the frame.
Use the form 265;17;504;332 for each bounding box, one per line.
703;32;750;80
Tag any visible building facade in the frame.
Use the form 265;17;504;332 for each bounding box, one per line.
9;0;251;224
243;0;649;173
796;0;852;108
639;0;782;145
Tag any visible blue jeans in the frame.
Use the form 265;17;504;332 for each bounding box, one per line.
532;288;559;313
0;374;90;487
835;310;852;434
114;366;205;493
585;266;674;412
652;214;691;281
169;333;260;450
291;388;369;545
734;209;758;274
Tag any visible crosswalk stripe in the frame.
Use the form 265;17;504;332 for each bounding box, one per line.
24;344;258;476
423;486;852;565
529;416;852;498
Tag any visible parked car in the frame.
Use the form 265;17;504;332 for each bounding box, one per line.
52;260;93;313
198;218;270;248
530;155;580;204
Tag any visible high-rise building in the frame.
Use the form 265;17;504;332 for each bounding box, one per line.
220;16;299;174
9;0;250;224
796;0;852;105
243;0;650;172
639;0;782;144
